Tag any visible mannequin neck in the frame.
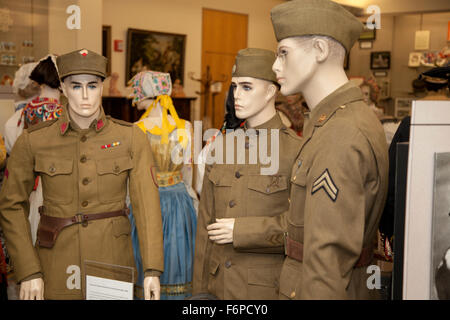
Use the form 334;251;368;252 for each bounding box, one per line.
147;101;163;119
69;108;100;130
246;99;277;128
39;84;60;101
301;63;349;111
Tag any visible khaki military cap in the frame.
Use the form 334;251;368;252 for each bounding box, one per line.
270;0;364;53
232;48;277;83
57;48;107;80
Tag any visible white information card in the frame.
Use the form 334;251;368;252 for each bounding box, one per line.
86;275;133;300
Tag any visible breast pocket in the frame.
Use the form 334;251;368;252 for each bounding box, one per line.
96;156;133;203
35;156;74;204
208;166;233;218
247;174;289;216
289;163;308;227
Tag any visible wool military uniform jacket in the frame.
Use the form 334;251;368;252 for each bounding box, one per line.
193;113;302;299
0;106;164;300
279;81;389;300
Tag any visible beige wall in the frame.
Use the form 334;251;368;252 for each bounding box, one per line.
103;0;284;120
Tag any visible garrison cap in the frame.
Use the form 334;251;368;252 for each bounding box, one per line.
56;48;107;80
270;0;364;53
232;48;277;84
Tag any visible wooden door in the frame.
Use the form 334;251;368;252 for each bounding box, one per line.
201;9;248;130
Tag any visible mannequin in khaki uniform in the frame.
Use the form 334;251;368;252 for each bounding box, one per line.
0;49;164;300
270;0;389;299
193;48;302;299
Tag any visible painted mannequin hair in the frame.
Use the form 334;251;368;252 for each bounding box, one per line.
29;56;60;89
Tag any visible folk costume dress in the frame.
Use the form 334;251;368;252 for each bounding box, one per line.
128;72;198;300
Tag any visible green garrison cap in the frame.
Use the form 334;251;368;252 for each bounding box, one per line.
232;48;277;83
270;0;364;53
56;48;107;80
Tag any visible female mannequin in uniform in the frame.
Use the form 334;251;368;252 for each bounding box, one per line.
129;71;198;300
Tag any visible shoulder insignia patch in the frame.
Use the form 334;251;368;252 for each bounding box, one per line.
311;169;339;202
107;116;133;127
26;119;58;133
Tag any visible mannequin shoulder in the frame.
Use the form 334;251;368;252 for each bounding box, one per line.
106;115;133;127
26;119;58;133
280;126;302;143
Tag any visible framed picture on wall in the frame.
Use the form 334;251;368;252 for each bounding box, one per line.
370;51;390;70
394;97;413;118
126;28;186;86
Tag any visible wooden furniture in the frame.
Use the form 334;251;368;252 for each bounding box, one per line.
102;96;197;123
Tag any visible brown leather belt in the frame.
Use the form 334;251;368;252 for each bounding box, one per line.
284;233;373;268
37;206;129;249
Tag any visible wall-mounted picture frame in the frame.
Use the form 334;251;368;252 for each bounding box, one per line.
408;52;421;67
359;41;372;49
126;28;186;86
359;26;376;41
371;51;391;70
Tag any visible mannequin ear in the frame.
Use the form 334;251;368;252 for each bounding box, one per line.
60;79;67;96
266;83;277;101
313;38;329;63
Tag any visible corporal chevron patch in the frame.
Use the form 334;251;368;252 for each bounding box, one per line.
311;169;339;202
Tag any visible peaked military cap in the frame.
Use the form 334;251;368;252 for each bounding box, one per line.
56;48;107;80
232;48;277;84
270;0;364;53
421;66;450;82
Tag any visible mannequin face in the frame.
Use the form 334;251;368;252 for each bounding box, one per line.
272;37;318;96
62;74;103;119
361;85;371;104
136;98;154;111
231;76;276;122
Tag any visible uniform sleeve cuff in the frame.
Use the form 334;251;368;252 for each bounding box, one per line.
19;272;43;283
144;270;162;278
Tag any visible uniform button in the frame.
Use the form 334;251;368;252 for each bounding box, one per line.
49;166;56;173
82;178;90;185
114;165;120;173
229;200;236;208
235;171;241;179
81;135;87;142
82;201;89;207
290;291;296;299
288;198;291;203
225;260;232;268
80;155;87;163
340;105;346;109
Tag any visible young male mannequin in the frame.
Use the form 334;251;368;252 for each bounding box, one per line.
270;0;389;299
193;48;301;299
0;49;163;300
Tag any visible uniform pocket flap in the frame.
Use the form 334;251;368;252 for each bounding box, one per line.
247;266;281;288
291;166;307;187
97;156;133;175
209;260;220;276
248;175;288;194
208;167;233;186
112;217;131;237
35;157;73;176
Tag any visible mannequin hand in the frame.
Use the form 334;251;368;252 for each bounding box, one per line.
20;278;44;300
207;218;235;244
144;276;160;300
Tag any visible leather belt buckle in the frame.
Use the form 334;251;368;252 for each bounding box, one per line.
76;213;89;227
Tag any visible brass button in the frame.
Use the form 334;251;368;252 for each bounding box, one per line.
80;155;87;163
225;260;232;268
82;178;89;185
318;114;326;122
114;165;120;173
49;166;56;173
81;135;87;142
293;176;296;180
229;200;236;208
288;198;291;203
290;291;296;299
340;105;346;109
235;172;241;179
82;201;89;207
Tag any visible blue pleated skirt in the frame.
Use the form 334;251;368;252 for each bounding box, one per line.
128;182;197;300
